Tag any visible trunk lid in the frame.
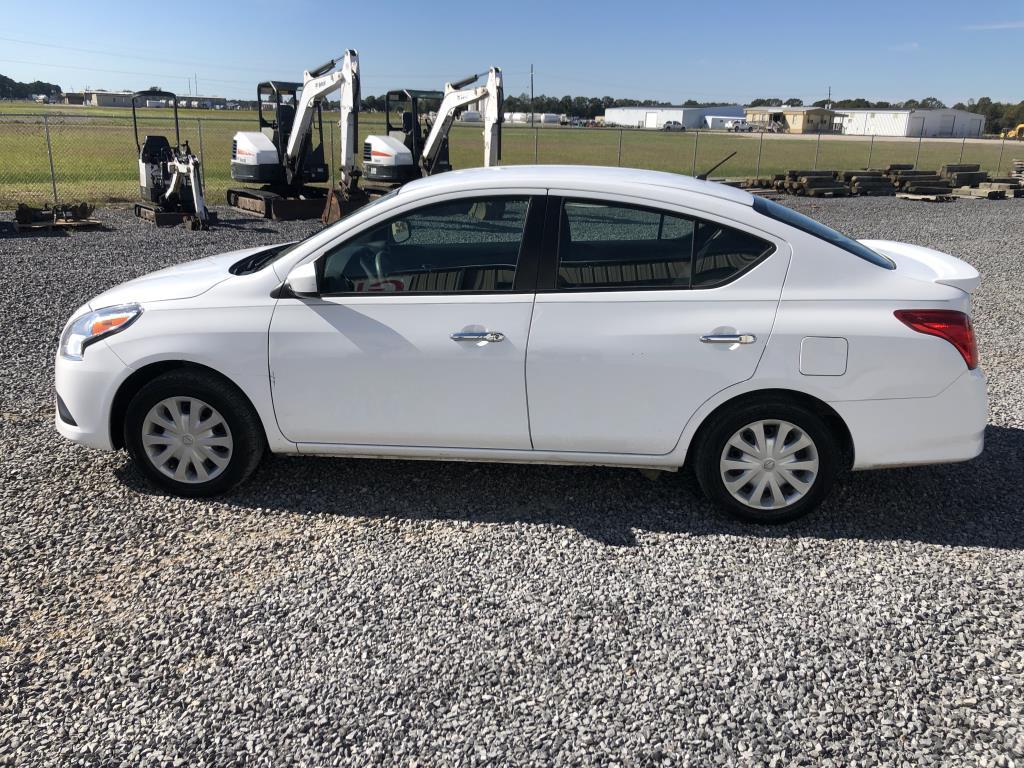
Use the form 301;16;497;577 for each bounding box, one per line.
860;239;980;294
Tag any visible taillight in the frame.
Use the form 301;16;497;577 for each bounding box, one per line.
895;309;978;369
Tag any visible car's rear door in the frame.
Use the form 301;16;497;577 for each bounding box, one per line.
525;193;790;455
269;192;544;449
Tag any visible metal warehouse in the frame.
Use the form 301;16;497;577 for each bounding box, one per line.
837;108;984;137
603;105;744;129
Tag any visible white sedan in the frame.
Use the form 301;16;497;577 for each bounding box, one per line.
55;166;986;522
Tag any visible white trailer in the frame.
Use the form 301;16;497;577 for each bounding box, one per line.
604;105;745;129
838;108;985;137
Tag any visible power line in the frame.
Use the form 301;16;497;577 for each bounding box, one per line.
0;57;253;87
0;35;281;74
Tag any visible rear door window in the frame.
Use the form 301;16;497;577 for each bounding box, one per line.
553;199;773;290
692;220;776;287
556;200;694;290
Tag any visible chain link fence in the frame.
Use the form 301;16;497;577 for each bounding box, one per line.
1;111;1018;210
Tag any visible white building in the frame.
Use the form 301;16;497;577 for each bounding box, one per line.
837;108;984;138
603;105;744;129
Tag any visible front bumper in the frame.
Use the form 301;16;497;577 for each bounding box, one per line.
833;368;987;470
54;340;131;451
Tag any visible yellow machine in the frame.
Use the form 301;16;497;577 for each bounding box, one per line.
1001;123;1024;140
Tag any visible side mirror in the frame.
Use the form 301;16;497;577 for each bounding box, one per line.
285;261;319;297
391;220;411;244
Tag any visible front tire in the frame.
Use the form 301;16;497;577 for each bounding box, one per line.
693;399;839;523
124;370;265;497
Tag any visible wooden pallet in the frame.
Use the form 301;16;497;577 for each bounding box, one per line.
953;187;1006;200
897;193;956;202
13;217;103;233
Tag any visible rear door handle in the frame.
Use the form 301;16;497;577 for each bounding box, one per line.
451;331;505;343
700;334;756;344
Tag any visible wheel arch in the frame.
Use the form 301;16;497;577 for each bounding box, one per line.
684;388;854;471
109;360;266;450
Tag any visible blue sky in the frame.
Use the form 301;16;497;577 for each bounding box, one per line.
2;0;1020;104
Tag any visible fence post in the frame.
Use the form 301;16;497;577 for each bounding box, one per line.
813;129;821;170
755;129;764;178
867;135;875;169
914;126;923;168
43;115;59;206
958;137;966;164
617;129;623;167
996;137;1006;176
691;130;699;176
197;119;205;163
534;128;539;163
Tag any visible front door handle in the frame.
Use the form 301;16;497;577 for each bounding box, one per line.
451;331;505;343
700;334;757;345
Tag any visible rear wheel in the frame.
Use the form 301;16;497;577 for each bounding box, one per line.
124;370;264;497
694;400;839;523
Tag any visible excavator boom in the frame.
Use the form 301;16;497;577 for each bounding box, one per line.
419;67;503;173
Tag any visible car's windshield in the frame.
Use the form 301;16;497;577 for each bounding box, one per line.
752;196;895;270
229;190;400;275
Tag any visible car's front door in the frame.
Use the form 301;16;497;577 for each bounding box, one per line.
525;195;790;455
269;193;542;449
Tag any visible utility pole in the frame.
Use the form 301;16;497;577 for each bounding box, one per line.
827;85;832;109
194;73;198;97
530;64;534;126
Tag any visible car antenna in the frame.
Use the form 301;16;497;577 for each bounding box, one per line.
696;151;737;180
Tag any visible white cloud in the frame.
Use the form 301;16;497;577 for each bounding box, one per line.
964;20;1024;30
888;41;920;52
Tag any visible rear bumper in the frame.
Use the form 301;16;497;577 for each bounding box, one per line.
833;368;987;470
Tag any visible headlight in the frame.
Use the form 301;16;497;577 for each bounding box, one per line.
59;304;142;360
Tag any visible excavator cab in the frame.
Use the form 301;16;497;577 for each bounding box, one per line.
254;81;327;184
383;89;449;176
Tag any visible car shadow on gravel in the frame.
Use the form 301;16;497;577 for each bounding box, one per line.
115;425;1024;549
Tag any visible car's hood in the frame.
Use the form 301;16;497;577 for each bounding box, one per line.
859;239;980;294
88;246;268;309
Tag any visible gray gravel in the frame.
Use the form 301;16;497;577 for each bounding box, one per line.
2;199;1023;767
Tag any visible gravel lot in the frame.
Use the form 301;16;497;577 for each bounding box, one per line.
2;198;1023;767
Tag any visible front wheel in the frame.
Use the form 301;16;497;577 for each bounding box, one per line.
124;370;265;497
693;400;840;523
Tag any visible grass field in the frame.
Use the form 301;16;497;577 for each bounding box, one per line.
1;103;1018;208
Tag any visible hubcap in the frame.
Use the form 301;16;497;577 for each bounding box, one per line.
719;419;819;510
141;397;233;484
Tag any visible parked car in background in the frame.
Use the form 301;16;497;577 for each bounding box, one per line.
55;166;985;523
726;119;754;132
662;120;686;132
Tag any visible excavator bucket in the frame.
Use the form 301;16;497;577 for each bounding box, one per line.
320;187;370;225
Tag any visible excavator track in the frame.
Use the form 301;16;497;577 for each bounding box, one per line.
226;187;329;221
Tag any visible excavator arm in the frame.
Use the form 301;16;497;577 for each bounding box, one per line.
420;67;503;174
285;50;360;186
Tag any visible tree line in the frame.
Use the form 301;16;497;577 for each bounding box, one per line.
359;93;732;120
0;75;62;100
6;72;1022;133
366;90;1024;132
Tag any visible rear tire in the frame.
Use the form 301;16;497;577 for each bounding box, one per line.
124;370;265;497
693;399;839;524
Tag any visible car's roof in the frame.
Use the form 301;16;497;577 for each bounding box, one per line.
398;165;754;206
